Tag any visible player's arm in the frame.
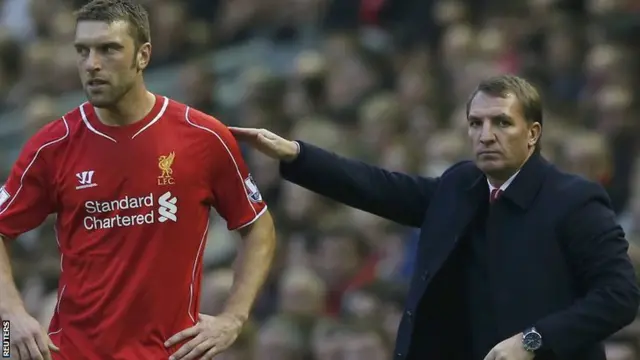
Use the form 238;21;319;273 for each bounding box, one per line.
0;237;24;315
196;111;275;320
224;209;275;320
0;124;62;358
166;111;274;359
0;150;57;314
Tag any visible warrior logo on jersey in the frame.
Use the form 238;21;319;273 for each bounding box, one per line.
158;151;176;186
244;175;262;203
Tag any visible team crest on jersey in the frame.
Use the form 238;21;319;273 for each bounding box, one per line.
244;175;262;203
158;151;176;186
0;186;10;208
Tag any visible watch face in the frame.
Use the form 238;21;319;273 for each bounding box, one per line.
523;332;542;350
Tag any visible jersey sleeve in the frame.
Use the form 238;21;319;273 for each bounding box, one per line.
0;131;59;240
190;109;267;230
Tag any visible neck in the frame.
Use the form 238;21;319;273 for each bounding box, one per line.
95;82;155;126
487;148;536;188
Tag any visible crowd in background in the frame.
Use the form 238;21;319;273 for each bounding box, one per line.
1;0;640;359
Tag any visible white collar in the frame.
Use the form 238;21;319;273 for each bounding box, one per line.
487;170;520;193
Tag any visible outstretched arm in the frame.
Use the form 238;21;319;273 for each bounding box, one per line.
229;127;440;228
279;141;438;227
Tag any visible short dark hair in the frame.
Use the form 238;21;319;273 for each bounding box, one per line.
466;74;543;126
75;0;150;48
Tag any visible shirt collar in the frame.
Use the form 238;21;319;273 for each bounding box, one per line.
487;170;520;193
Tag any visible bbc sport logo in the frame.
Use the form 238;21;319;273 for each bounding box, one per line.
2;320;9;358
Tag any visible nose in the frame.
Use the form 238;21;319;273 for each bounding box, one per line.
479;121;495;145
85;49;102;72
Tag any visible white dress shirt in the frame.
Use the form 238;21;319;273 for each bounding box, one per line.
487;170;520;194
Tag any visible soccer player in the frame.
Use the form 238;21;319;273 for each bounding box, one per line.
0;1;276;359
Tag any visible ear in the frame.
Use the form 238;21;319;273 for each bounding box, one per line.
528;122;542;147
137;42;152;71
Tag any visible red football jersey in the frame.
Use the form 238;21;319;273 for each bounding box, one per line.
0;95;267;359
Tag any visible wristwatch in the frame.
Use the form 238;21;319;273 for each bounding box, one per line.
522;327;543;352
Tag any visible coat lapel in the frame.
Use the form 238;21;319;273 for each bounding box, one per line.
501;152;551;210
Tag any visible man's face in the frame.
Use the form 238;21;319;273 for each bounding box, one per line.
467;91;540;178
75;20;145;107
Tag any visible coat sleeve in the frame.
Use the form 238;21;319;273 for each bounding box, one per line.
534;182;640;357
279;141;440;227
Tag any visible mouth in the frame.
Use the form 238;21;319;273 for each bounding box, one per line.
86;79;109;87
478;150;501;156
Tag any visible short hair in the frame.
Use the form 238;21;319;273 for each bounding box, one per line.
75;0;150;48
466;74;543;126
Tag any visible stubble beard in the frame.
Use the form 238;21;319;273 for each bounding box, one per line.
85;79;135;109
86;55;140;108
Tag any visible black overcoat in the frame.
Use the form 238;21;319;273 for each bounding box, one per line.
279;142;640;359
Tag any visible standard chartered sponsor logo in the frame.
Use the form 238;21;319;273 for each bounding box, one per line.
83;191;178;230
158;192;177;222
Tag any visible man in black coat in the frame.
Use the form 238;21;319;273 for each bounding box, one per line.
230;75;640;360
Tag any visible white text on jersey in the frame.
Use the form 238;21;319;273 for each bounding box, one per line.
83;192;178;230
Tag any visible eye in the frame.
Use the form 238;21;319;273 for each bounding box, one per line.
75;46;89;57
468;118;482;127
494;115;512;127
101;45;115;53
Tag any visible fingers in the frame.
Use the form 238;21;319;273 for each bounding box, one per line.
16;342;29;360
48;341;59;352
228;127;259;140
10;345;19;360
189;339;215;359
168;335;210;360
164;325;199;348
24;338;43;360
200;345;220;360
256;133;273;143
33;334;51;360
47;343;59;352
229;127;279;142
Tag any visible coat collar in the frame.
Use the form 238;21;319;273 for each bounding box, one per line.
466;152;550;210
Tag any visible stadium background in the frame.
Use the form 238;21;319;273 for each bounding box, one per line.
1;0;640;358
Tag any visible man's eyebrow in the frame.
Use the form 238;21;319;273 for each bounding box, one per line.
74;40;123;48
492;113;512;121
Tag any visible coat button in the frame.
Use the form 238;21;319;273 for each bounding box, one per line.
421;270;429;280
396;352;403;358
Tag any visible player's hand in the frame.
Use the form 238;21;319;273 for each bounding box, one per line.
165;313;243;360
483;333;535;360
228;127;299;162
3;310;59;360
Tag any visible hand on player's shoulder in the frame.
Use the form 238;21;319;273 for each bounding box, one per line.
229;127;299;161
